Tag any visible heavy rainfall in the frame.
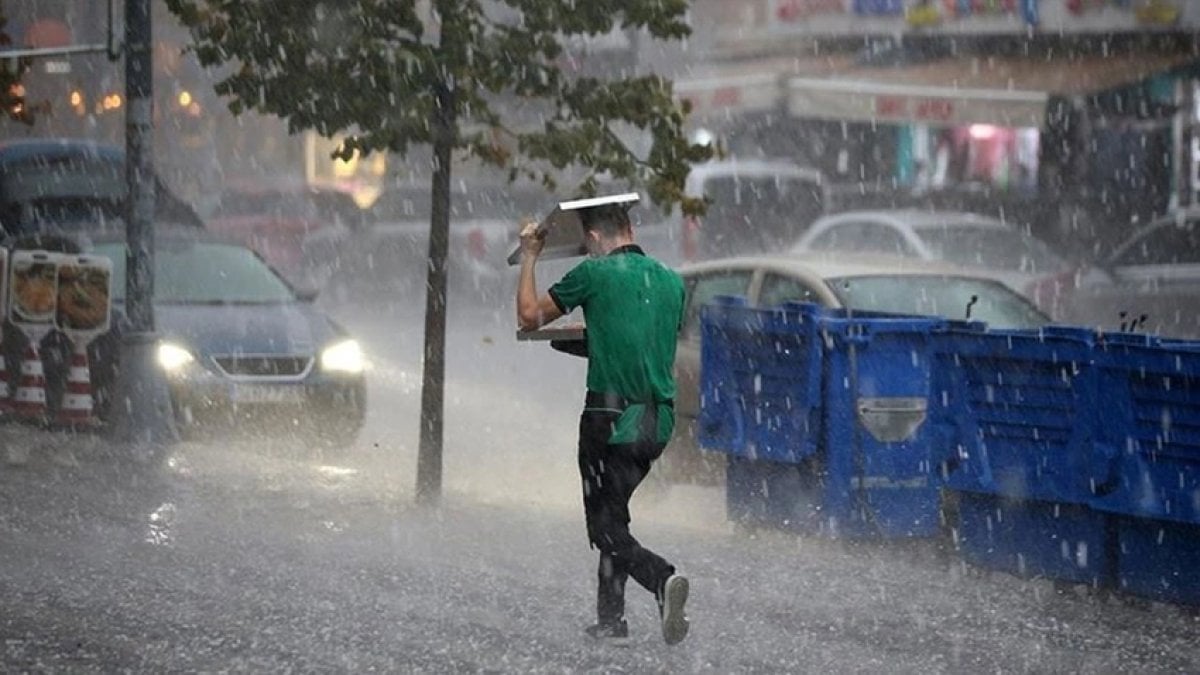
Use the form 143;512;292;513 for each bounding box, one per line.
3;0;1200;672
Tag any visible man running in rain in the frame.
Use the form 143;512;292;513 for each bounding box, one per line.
515;201;690;645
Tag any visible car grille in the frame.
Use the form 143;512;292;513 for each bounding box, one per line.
213;355;313;378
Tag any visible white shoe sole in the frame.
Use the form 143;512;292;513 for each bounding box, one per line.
661;575;690;645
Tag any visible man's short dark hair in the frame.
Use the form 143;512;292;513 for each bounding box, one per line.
579;204;632;238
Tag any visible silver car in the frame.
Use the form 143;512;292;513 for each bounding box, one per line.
792;210;1077;316
1059;209;1200;338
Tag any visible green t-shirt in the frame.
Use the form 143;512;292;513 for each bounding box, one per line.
549;245;685;445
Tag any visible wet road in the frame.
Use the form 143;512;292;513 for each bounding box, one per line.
3;298;1200;673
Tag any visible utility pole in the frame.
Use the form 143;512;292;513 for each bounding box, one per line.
108;0;178;451
1176;78;1196;210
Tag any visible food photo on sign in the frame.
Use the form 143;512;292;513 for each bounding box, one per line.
55;259;112;334
10;252;59;327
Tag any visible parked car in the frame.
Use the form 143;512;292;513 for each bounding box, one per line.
86;228;367;448
206;181;369;288
674;159;827;264
329;182;549;305
791;210;1083;317
661;252;1052;486
0;138;203;235
1058;209;1200;338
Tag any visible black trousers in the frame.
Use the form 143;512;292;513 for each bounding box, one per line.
578;403;675;626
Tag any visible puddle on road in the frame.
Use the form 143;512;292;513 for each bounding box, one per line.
144;501;177;547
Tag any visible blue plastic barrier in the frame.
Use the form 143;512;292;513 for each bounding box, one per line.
1090;333;1200;524
934;326;1114;584
955;491;1112;586
701;294;1200;598
938;326;1099;505
818;312;947;538
1113;516;1200;606
1088;333;1200;604
725;454;826;534
704;300;947;538
699;299;823;465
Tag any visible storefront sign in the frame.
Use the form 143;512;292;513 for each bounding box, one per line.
771;0;1040;30
943;0;1016;17
676;73;781;119
789;77;1049;129
854;0;904;14
774;0;847;21
928;0;1039;25
1065;0;1179;25
876;95;957;122
714;0;1187;53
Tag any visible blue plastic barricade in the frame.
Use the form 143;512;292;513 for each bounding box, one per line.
939;326;1099;504
1091;332;1200;523
1090;333;1200;604
935;325;1114;585
698;299;823;465
704;301;948;539
954;491;1110;586
816;312;947;538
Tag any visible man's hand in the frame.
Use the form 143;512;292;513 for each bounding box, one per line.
519;218;545;260
516;216;564;332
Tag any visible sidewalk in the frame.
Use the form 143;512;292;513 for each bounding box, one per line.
4;432;1200;672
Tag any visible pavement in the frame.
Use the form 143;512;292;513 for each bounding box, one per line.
4;425;1200;673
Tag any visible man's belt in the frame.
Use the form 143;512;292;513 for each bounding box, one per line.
585;391;674;410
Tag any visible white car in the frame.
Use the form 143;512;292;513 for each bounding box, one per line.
1059;209;1200;338
651;159;827;264
792;210;1078;316
660;252;1051;486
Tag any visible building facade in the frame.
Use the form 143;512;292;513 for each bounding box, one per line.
663;0;1200;253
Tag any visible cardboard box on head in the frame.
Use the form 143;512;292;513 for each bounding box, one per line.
506;192;640;266
512;193;639;345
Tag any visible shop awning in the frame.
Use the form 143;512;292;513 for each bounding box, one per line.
674;56;856;121
786;53;1200;129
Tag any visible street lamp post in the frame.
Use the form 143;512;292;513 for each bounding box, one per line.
107;0;178;452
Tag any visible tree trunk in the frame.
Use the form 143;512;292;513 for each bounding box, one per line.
125;0;155;333
416;81;455;506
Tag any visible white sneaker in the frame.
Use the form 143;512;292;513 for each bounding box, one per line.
659;574;690;645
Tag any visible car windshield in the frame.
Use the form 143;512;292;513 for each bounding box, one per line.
915;224;1066;274
1;156;125;203
1110;218;1200;266
827;274;1049;329
94;241;296;304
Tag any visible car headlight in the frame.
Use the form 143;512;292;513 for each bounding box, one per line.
157;342;195;372
320;339;365;374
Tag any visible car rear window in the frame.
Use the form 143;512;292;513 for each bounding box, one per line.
827;274;1048;329
1111;219;1200;266
916;224;1066;274
95;241;296;304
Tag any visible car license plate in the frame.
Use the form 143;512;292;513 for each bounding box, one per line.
231;384;305;404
